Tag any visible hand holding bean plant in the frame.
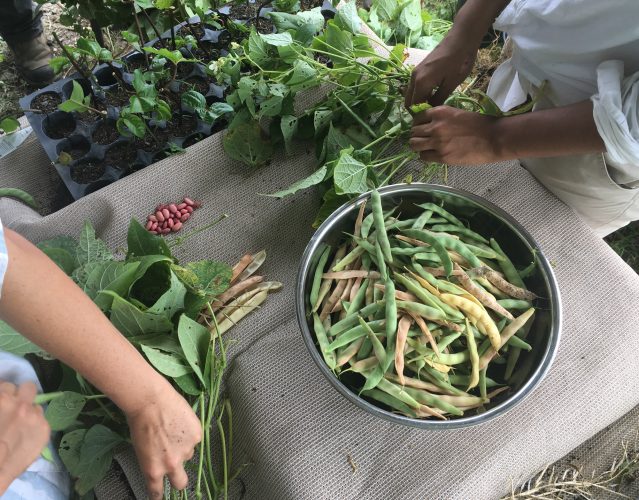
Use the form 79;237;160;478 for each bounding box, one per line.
308;189;538;419
208;4;540;226
0;218;281;498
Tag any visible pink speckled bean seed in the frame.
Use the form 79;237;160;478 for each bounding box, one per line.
192;200;202;208
180;208;188;214
146;220;153;230
186;206;194;213
148;214;157;222
180;213;190;222
172;221;182;232
162;208;170;219
151;222;158;231
184;197;194;206
149;230;157;234
169;204;178;213
177;203;186;210
167;218;174;228
156;210;165;222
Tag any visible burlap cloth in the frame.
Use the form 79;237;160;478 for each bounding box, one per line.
2;39;639;499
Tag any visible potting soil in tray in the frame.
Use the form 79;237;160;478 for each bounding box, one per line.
18;1;338;200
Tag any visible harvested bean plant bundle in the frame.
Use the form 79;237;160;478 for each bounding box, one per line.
308;189;538;420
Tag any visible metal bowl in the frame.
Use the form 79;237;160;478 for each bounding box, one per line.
296;183;562;429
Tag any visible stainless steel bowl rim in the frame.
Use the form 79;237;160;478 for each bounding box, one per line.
296;183;562;429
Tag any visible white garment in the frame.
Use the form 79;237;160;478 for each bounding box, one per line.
486;0;639;235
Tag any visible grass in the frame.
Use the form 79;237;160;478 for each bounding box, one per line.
606;222;639;273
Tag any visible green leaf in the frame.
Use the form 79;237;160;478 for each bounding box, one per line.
129;95;155;113
334;151;369;194
128;333;183;356
89;261;142;310
223;121;273;167
147;270;187;319
117;113;146;139
154;0;174;8
265;164;327;198
107;293;174;337
181;90;207;112
143;47;187;66
121;31;140;45
141;345;192;378
173;373;201;396
247;32;269;66
375;0;399;21
260;95;283;118
399;0;422;32
77;38;102;58
202;102;234;124
0;320;44;356
324;122;354;162
259;32;293;47
156;99;172;121
77;221;112;265
41;445;55;463
313;188;349;228
74;425;123;495
280;115;298;154
127;218;172;259
59;429;87;476
313;109;332;136
0;117;20;134
335;1;361;34
49;56;70;74
184;260;232;298
286;60;318;92
45;392;87;431
416;35;442;51
177;315;209;387
38;236;79;267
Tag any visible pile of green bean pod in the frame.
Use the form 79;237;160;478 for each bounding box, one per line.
308;189;538;420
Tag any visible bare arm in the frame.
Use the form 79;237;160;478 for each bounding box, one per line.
0;228;201;498
410;100;605;165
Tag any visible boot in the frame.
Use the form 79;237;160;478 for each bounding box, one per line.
8;31;54;87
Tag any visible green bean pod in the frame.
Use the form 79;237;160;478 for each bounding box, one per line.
415;202;464;226
403;386;463;416
401;229;453;277
328;319;386;351
489;238;526;288
396;300;447;322
309;244;331;311
313;313;336;370
430;224;489;244
371;190;393;263
411;209;433;230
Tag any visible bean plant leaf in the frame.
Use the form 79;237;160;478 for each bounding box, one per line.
184;260;232;298
335;1;361;34
181;90;207;113
247;32;269;66
286;60;318;91
260;95;284;118
313;188;349;228
141;345;192;378
280;115;298;154
107;292;174;337
0;320;45;356
202;102;234;124
88;261;142;310
265;164;327;199
59;429;88;476
173;374;201;396
177;315;209;387
38;236;79;264
117;113;146;139
49;56;70;74
313;109;332;136
0;117;20;134
259;32;293;47
127;218;172;259
399;0;422;32
59;81;90;113
74;425;123;495
334;151;369;194
147;270;187;319
128;333;183;356
44;392;87;431
223;121;273;167
375;0;399;21
77;221;112;265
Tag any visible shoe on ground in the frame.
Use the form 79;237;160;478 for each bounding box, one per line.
8;32;55;87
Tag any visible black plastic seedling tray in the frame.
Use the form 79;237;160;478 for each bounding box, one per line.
19;0;337;200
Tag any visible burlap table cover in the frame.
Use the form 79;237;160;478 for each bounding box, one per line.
2;119;639;498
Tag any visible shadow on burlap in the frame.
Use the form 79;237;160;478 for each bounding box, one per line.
2;126;639;499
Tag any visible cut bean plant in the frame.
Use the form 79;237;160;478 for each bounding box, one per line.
307;188;538;420
0;218;281;498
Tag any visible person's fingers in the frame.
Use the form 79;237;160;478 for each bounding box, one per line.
184;446;195;461
167;463;189;491
16;383;37;404
0;383;17;395
412;110;434;126
409;137;437;152
404;72;417;109
144;467;165;500
420;150;443;163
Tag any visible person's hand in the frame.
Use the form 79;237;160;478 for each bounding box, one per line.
405;31;480;108
126;381;202;499
0;381;50;495
410;106;506;165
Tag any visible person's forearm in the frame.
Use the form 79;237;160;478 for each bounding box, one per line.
0;229;171;414
450;0;512;45
494;100;606;160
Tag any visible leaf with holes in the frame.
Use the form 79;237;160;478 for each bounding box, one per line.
45;392;87;431
333;150;369;195
223;121;273;167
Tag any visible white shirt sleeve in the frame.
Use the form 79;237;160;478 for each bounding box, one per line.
0;219;8;301
591;60;639;171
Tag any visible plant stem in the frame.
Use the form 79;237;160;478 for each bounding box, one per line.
167;213;229;248
90;19;105;48
52;32;96;85
131;4;150;68
169;10;177;50
141;8;166;47
335;96;376;139
196;392;206;499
